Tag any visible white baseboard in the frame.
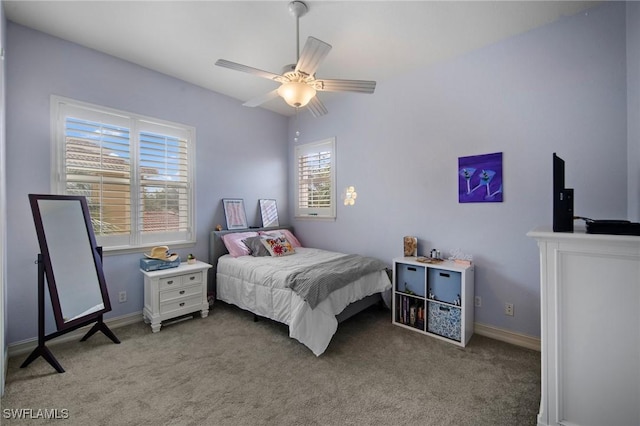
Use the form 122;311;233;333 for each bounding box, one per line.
7;311;144;358
474;322;541;352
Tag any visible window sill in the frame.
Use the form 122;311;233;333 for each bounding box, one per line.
101;241;196;257
294;215;336;222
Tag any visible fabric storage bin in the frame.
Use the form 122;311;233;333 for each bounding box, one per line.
427;301;461;342
395;263;425;297
427;268;461;304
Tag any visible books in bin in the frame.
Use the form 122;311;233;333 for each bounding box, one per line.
397;294;424;329
140;256;181;271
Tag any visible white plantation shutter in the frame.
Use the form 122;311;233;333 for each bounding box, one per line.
295;138;336;219
64;117;131;238
138;122;191;245
53;97;195;250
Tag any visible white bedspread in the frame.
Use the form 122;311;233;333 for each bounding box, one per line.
216;247;391;356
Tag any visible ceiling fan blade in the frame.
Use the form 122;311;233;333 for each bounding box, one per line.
316;79;376;94
295;37;331;76
243;89;280;107
215;59;282;81
306;96;328;118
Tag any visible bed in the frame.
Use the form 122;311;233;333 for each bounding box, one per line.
209;226;392;356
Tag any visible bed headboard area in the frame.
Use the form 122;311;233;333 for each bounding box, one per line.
209;226;294;291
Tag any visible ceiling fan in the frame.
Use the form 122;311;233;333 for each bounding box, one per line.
215;0;376;117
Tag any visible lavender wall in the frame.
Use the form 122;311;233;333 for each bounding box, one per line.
628;2;640;221
1;0;7;394
5;23;288;343
289;2;628;338
4;2;633;346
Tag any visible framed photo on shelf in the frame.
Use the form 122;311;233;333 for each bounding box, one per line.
403;236;417;256
222;199;248;230
259;199;279;228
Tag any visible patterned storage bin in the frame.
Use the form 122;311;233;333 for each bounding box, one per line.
427;301;461;342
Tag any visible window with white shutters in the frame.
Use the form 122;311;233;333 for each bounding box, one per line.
52;96;195;251
294;138;336;219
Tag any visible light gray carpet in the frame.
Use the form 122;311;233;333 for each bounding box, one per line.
2;302;540;425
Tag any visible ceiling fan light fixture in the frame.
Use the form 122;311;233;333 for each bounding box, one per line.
277;81;316;107
214;0;374;117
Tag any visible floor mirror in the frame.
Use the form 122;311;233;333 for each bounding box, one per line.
21;194;120;373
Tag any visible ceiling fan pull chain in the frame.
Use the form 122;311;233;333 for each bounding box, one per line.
294;108;300;142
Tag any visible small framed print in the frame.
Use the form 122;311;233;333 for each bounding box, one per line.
259;199;279;228
222;199;248;230
404;236;417;257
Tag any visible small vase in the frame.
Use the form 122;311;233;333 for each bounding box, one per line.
187;258;196;265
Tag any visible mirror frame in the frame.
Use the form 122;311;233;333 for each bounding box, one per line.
29;194;112;331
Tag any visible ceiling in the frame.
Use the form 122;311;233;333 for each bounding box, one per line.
4;0;600;116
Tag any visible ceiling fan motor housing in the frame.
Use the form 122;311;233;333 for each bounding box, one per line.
288;1;308;19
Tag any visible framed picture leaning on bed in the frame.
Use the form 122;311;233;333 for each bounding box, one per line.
222;198;248;230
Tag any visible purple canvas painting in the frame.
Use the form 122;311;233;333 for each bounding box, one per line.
458;152;503;203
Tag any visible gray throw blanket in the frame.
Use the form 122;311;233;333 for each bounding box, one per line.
284;254;387;309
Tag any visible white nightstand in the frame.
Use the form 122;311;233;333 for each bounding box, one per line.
141;260;212;332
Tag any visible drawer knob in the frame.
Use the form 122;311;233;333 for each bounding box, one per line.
179;290;185;295
167;280;174;285
179;302;185;307
189;276;195;281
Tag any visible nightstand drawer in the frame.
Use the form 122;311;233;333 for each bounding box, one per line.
160;295;202;315
159;284;202;303
158;272;202;290
159;275;182;290
181;271;203;286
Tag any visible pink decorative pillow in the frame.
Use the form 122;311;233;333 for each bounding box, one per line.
222;232;259;257
259;229;302;247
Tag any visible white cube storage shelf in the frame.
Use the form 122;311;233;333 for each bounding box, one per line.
392;257;474;347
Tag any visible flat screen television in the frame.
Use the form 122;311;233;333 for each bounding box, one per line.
553;153;573;232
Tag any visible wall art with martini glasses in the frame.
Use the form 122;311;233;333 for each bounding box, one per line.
458;152;503;203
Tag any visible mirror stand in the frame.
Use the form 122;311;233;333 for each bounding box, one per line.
20;253;120;373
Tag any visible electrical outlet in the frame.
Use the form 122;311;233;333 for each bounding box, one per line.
118;291;127;303
505;303;514;316
474;296;482;307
